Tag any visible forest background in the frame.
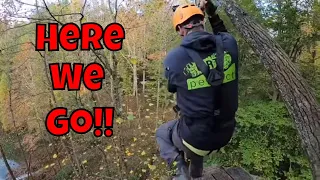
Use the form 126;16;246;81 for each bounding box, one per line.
0;0;319;179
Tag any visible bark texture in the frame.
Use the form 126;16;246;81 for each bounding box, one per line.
221;0;320;179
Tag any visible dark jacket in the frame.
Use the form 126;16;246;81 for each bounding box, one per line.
163;31;239;150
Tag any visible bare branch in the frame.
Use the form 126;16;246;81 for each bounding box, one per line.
1;20;45;33
80;0;87;23
14;0;45;8
42;0;63;25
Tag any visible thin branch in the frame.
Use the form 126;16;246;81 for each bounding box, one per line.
80;0;87;22
40;0;113;76
42;0;63;25
1;21;42;33
14;0;45;8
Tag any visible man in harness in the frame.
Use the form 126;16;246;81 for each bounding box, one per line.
155;1;239;179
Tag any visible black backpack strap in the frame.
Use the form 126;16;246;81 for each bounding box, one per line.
183;47;210;78
182;33;225;86
214;33;224;73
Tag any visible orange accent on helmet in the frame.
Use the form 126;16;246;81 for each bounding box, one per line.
172;4;204;31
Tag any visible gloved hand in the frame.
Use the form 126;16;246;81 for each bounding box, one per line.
199;0;218;17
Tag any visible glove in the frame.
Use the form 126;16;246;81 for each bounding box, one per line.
199;0;218;17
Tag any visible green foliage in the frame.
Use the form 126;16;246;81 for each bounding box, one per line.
0;132;28;162
207;101;312;179
54;165;73;180
0;73;9;131
0;0;319;179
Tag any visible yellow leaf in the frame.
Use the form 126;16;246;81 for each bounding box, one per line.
173;161;177;167
130;58;138;65
133;137;137;142
141;151;146;156
82;160;88;164
50;163;55;167
116;118;123;124
52;154;57;159
44;165;49;169
142;169;147;173
106;145;112;150
130;170;134;174
148;164;156;171
126;152;134;156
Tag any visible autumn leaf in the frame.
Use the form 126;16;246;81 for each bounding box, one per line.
106;145;112;150
62;159;67;164
116;118;124;124
141;132;147;136
148;164;156;171
52;154;57;159
173;161;177;167
141;151;146;156
130;58;138;65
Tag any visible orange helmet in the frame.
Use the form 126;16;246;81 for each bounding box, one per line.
172;4;204;31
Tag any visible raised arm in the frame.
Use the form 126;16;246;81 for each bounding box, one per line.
199;0;228;33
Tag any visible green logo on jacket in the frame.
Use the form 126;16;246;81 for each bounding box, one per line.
185;52;236;90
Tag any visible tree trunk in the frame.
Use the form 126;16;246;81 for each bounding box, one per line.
142;68;146;94
221;0;320;178
0;144;16;180
133;63;138;96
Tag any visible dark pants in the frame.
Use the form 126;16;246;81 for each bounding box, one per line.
155;119;204;177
